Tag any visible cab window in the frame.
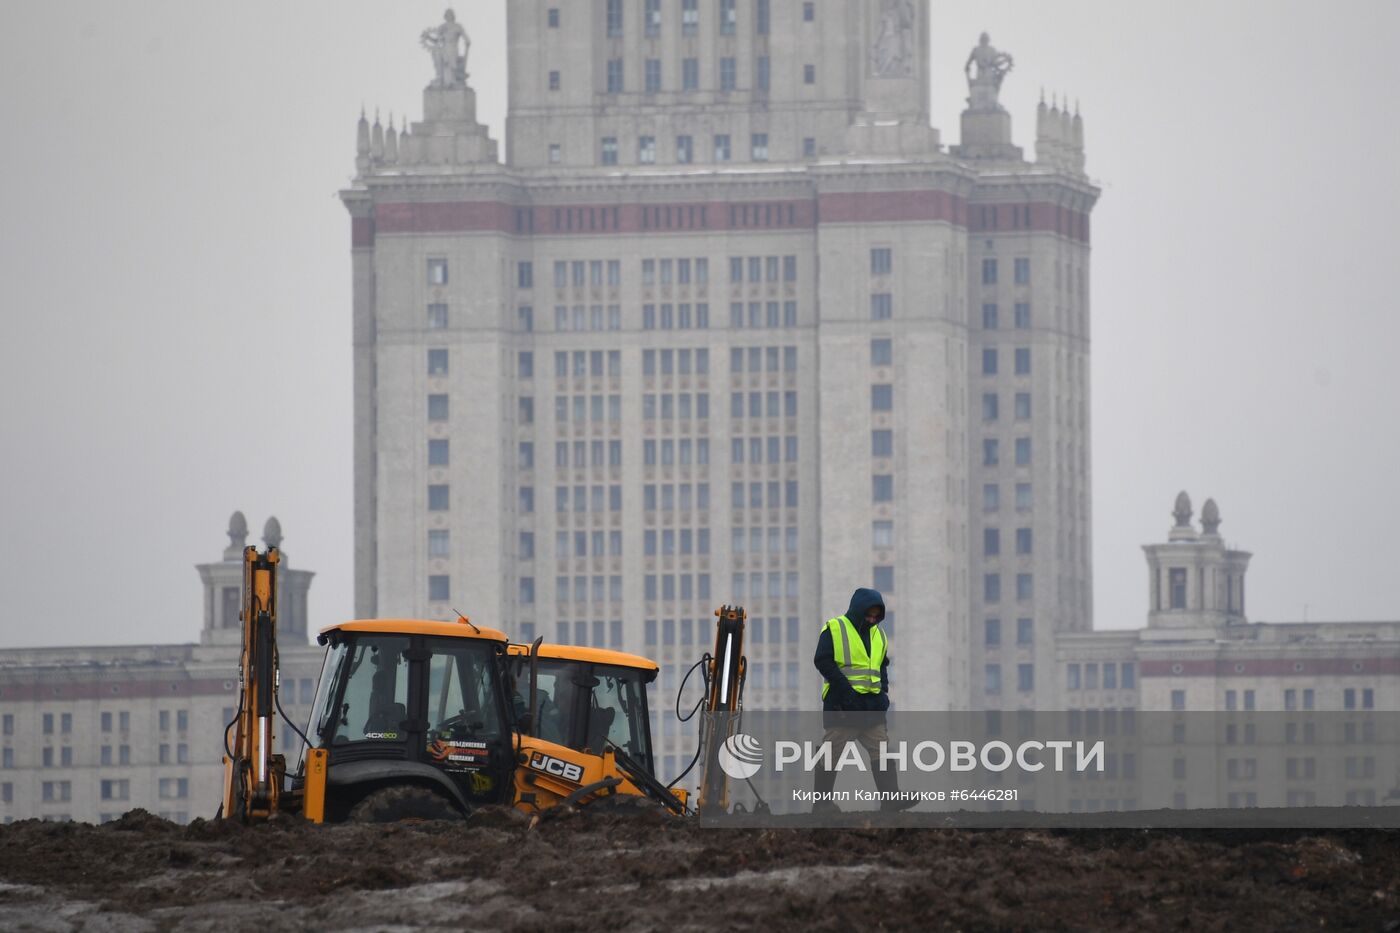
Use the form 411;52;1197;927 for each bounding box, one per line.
333;636;410;742
425;638;503;741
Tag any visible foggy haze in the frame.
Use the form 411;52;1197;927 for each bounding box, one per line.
0;1;1396;648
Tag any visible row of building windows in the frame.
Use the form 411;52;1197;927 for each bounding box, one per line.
555;394;625;423
729;391;797;419
1067;662;1136;691
983;663;1036;694
643;483;711;511
730;480;798;510
553;440;625;469
982;438;1033;467
730;572;800;600
982;392;1033;421
982;302;1032;330
556;304;623;331
642;303;711;330
730;255;798;284
602;134;799;166
984;617;1036;647
980;257;1033;286
553;350;624;379
554;259;623;289
983;483;1034;512
730;346;797;374
602;55;818;96
644;348;711;376
985;526;1041;554
598;0;813;38
644;574;714;602
643;438;711;465
644;528;713;556
731;435;797;464
981;348;1033;376
983;573;1035;603
641;257;710;287
727;301;798;329
35;711;185;735
731;526;798;554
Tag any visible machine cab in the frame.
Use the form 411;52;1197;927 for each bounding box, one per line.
507;644;658;777
298;619;516;818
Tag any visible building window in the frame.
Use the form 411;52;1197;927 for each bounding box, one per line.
720;0;736;35
427;258;448;285
1014;302;1031;328
1014;392;1031;420
427;348;448;376
601;137;618;165
982;303;998;330
645;0;661;37
982;258;997;285
645;58;661;93
714;134;731;162
1016;528;1033;555
720;57;736;91
983;483;1000;512
548;7;559;28
804;63;816;84
639;135;656;164
676;135;694;164
1067;663;1080;690
606;0;623;37
984;528;1000;556
1015;482;1033;511
756;56;770;92
428;575;451;602
750;133;768;161
985;664;1002;694
1018;664;1035;693
982;393;999;422
1169;568;1187;609
428;484;449;511
428;529;450;559
755;0;770;34
982;438;999;466
517;306;533;332
984;618;1001;646
872;474;893;503
1014;347;1031;375
427;394;449;421
1014;257;1030;285
873;565;894;592
681;57;699;92
982;348;997;375
548;143;561;163
870;248;892;275
872;520;894;548
870;293;892;320
1016;573;1033;600
803;137;816;158
682;0;699;36
427;303;448;330
1017;617;1033;645
871;429;893;457
870;338;892;366
1171;689;1186;711
984;573;1001;603
804;2;815;21
1015;437;1031;466
871;384;892;411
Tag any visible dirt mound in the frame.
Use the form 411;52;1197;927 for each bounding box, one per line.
1;812;1398;930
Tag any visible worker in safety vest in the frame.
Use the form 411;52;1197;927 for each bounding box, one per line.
811;587;914;812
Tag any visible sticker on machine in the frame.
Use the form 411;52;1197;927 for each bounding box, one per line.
428;738;489;771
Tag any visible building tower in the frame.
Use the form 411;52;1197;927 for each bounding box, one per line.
342;2;1098;758
195;512;315;646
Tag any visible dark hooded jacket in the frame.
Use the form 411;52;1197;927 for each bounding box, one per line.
813;587;890;715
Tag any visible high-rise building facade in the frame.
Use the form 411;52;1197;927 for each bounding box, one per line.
343;1;1097;771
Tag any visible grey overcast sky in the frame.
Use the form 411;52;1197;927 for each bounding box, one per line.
1;1;1397;648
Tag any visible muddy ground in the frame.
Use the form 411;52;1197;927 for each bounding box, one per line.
1;808;1399;932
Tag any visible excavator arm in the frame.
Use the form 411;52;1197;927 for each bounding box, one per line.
695;605;748;815
221;546;286;821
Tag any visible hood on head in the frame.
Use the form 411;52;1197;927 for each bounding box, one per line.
845;587;885;625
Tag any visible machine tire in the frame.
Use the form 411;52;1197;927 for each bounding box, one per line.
348;785;464;823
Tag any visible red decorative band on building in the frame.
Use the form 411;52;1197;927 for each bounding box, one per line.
818;190;965;226
1140;658;1400;678
966;201;1090;243
0;677;234;702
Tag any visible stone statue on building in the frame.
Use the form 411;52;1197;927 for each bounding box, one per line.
964;32;1014;111
870;0;916;78
422;9;470;88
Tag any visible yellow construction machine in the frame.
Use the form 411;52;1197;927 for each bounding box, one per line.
220;547;755;822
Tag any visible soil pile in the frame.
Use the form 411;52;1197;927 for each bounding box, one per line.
1;808;1398;931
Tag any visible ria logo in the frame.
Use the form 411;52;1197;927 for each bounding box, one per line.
717;732;763;780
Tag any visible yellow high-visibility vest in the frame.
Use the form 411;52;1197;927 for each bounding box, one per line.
820;615;887;699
